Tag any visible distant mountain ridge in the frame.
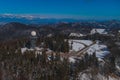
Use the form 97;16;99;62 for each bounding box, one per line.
0;14;81;24
0;22;38;40
0;20;120;41
0;14;120;25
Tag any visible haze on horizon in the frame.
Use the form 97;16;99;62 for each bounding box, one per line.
0;0;120;20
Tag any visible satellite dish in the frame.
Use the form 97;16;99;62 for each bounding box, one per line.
31;31;36;36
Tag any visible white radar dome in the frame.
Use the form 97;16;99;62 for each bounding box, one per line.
31;31;36;36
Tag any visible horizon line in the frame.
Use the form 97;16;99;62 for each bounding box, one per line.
0;13;120;20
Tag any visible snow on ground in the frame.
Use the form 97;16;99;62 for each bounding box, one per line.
69;57;76;63
87;43;110;59
77;72;119;80
96;51;110;59
77;68;120;80
116;65;120;72
69;33;84;37
76;40;93;46
21;47;43;54
91;28;108;35
70;42;85;52
69;40;93;52
69;39;110;62
69;40;93;46
21;47;34;53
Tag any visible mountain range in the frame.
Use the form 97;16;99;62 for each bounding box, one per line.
0;14;81;24
0;14;120;41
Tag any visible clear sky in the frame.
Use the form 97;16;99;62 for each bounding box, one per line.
0;0;120;19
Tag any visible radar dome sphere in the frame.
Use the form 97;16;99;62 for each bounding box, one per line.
31;31;36;36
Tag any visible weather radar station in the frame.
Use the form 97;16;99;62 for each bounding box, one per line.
30;31;37;48
31;31;37;37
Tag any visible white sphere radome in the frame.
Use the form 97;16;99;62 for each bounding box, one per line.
31;31;36;36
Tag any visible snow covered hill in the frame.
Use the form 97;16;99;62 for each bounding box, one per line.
87;43;110;59
91;28;108;35
69;39;110;60
69;40;93;52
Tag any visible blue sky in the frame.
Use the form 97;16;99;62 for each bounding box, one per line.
0;0;120;19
